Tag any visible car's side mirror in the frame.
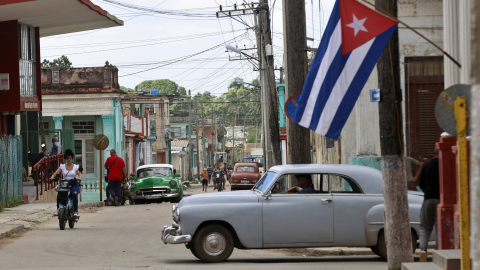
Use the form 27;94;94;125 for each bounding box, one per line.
173;169;177;175
263;192;272;200
174;173;181;178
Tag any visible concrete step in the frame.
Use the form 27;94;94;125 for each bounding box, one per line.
402;263;442;270
433;250;461;270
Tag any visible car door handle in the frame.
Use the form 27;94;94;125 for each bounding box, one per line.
321;199;332;204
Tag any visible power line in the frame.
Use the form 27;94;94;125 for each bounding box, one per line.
119;33;247;77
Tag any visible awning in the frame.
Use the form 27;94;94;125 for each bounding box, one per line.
0;0;123;37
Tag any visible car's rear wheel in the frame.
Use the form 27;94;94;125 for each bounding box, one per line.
376;229;418;260
193;224;234;263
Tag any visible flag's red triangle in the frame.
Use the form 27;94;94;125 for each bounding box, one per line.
340;0;397;55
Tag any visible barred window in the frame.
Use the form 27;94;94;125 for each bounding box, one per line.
72;121;95;134
39;121;49;130
19;24;36;97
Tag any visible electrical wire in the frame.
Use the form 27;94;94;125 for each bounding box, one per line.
119;33;247;77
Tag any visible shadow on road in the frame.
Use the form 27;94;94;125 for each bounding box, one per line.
163;255;386;265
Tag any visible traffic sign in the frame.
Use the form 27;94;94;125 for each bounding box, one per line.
285;94;301;123
93;134;109;150
178;151;186;158
435;84;471;137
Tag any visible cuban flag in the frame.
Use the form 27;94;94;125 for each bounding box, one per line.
294;0;398;140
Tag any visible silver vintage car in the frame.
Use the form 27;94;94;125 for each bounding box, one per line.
162;164;425;262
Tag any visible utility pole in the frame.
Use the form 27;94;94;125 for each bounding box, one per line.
282;0;311;165
211;104;216;164
233;106;237;164
375;1;413;269
255;124;258;148
279;66;284;84
243;117;247;159
258;0;282;168
470;1;480;268
188;92;193;181
222;109;226;158
201;102;206;167
195;98;200;181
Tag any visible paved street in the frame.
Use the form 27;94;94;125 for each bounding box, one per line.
0;184;389;270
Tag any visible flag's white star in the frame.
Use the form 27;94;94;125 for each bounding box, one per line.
346;14;368;36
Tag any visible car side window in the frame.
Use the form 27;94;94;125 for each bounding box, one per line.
330;174;362;193
271;175;287;194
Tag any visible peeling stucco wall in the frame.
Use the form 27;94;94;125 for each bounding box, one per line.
41;63;120;90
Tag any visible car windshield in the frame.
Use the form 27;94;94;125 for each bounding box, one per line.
236;166;255;172
137;167;172;178
253;171;276;193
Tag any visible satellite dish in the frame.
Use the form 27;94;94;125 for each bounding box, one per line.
435;84;471;137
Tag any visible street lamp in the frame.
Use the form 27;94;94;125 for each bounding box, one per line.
236;79;260;91
226;45;259;69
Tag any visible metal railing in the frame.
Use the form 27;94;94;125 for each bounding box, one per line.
32;155;63;200
0;135;23;207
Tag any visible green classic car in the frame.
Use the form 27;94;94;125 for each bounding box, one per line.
129;164;183;204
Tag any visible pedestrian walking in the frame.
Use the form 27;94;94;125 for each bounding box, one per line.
206;165;213;184
201;168;209;192
418;149;440;261
105;149;127;206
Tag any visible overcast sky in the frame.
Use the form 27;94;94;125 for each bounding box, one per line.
40;0;335;95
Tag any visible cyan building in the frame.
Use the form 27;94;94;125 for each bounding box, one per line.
41;62;126;201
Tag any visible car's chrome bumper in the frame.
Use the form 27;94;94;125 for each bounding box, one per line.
132;193;179;200
162;223;191;244
231;183;254;189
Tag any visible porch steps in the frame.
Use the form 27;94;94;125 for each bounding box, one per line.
402;250;461;270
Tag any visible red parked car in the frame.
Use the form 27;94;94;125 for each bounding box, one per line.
230;163;261;191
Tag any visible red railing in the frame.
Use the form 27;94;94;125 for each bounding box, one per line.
32;155;63;200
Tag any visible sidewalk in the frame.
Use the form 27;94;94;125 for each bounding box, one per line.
0;201;104;239
22;177;37;203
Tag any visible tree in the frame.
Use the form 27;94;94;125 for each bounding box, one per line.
120;86;134;92
135;79;187;95
41;55;73;69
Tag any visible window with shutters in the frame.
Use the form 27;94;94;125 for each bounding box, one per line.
405;57;444;161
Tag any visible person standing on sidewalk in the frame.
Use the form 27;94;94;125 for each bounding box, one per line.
418;149;440;261
105;149;127;206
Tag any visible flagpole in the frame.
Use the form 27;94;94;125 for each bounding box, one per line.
359;0;462;68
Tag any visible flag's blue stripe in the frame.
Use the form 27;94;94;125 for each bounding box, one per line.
325;24;398;139
307;48;351;131
294;0;341;123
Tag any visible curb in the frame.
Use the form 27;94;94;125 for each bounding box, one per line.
0;224;25;239
78;201;105;209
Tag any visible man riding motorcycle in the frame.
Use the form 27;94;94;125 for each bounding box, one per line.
212;163;226;191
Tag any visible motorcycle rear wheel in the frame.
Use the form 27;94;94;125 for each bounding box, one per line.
68;214;75;229
58;208;66;230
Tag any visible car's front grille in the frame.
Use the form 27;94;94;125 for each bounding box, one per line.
136;187;172;195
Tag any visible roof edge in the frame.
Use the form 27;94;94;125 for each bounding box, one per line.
78;0;123;25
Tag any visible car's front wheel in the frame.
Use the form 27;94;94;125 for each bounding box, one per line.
190;247;200;259
193;224;234;263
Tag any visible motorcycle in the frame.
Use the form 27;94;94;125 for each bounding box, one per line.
215;171;223;192
105;174;129;206
54;168;82;230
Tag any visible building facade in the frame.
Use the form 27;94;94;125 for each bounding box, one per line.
41;63;126;201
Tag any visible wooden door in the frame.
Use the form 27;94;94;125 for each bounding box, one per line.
405;57;444;161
